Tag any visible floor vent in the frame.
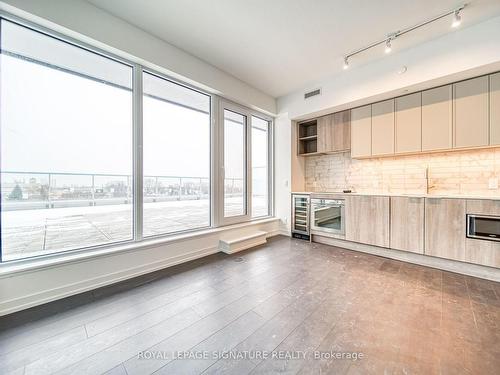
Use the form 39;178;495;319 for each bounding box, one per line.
304;88;321;99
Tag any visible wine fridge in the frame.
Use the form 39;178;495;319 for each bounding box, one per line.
291;194;310;240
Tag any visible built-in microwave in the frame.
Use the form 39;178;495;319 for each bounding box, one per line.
467;214;500;242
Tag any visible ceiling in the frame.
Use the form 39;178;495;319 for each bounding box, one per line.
86;0;500;98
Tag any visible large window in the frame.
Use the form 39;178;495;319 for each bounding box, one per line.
142;72;211;236
0;20;133;261
0;17;273;263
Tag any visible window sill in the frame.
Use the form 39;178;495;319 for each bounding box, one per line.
0;217;279;277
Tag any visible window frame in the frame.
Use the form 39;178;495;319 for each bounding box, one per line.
0;16;137;262
0;12;274;264
140;68;213;238
216;99;274;226
251;114;273;219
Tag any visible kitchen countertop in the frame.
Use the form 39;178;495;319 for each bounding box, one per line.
292;191;500;200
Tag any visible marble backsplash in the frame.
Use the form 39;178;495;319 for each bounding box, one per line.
305;147;500;197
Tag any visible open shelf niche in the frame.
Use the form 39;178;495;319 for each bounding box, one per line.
297;119;318;155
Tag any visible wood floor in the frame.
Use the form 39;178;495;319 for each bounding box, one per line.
0;235;499;374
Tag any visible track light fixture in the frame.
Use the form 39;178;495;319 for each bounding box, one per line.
342;4;466;70
385;39;392;54
452;10;462;28
343;57;349;70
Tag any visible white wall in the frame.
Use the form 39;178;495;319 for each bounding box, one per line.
0;0;276;114
274;114;292;234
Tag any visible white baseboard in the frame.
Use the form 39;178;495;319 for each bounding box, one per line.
0;246;218;316
313;235;500;282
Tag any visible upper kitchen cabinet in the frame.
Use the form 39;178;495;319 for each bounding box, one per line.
297;119;318;155
317;110;351;153
490;72;500;146
351;105;372;158
395;92;422;154
422;85;453;152
453;76;489;149
371;99;395;156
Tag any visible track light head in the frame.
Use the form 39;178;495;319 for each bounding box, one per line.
343;57;349;70
452;10;462;27
385;39;392;54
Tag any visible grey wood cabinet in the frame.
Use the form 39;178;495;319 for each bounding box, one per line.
350;105;372;158
424;198;466;262
465;199;500;268
371;99;395;156
345;195;390;248
395;93;422;153
422;85;453;152
453;76;489;148
490;72;500;146
390;196;424;254
317;110;350;153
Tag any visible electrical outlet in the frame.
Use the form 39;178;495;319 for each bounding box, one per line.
488;178;498;190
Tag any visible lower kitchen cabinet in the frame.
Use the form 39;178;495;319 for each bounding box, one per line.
465;200;500;268
345;195;390;247
390;197;424;254
425;198;466;262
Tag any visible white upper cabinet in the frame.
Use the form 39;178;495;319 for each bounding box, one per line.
371;99;395;156
395;92;422;154
422;85;453;152
350;105;372;158
490;72;500;146
453;76;489;149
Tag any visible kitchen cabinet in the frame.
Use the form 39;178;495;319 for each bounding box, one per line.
371;99;395;156
317;110;350;153
351;105;372;158
490;73;500;146
422;85;453;152
453;76;489;148
425;198;466;262
345;195;390;247
395;93;422;153
297;119;318;155
390;196;424;254
465;199;500;268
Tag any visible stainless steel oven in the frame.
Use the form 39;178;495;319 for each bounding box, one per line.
467;214;500;242
311;198;345;235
